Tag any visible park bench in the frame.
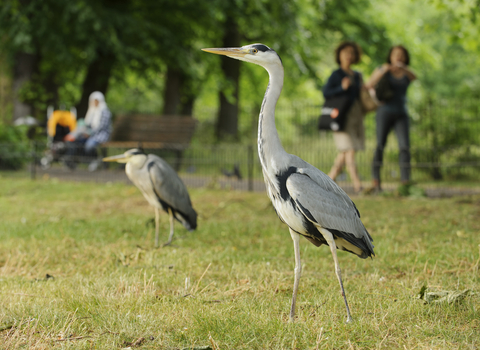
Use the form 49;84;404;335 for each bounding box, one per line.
102;114;197;170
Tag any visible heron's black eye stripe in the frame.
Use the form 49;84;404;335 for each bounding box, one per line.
252;44;270;52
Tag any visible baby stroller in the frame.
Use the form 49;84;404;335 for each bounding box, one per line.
40;106;77;169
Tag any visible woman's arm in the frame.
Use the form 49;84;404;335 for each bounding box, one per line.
396;62;417;81
365;64;389;89
323;70;348;98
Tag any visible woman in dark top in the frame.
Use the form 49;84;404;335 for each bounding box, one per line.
323;41;365;193
366;45;417;191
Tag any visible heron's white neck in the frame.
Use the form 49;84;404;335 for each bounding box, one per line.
127;154;148;170
258;62;287;173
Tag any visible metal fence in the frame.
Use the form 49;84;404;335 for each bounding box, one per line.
1;98;480;197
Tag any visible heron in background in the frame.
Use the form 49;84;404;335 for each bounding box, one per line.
103;149;197;247
221;163;242;180
203;44;374;323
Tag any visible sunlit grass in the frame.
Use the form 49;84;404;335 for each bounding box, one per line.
0;177;479;349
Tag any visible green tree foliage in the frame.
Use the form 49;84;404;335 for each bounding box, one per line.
0;0;214;119
199;0;391;140
0;0;479;179
0;0;152;118
366;0;480;180
368;0;480;99
0;122;29;169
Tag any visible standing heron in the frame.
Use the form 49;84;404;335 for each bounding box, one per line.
202;44;374;323
103;149;197;247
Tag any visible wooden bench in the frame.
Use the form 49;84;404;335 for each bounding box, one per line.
102;114;197;170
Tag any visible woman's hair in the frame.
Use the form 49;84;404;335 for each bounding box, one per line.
387;45;410;65
335;41;362;65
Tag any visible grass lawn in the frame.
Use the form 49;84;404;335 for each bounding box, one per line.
0;177;479;349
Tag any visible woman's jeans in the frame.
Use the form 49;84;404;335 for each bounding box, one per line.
85;138;100;156
372;108;411;183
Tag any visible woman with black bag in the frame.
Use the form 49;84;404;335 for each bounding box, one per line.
366;45;416;192
322;41;365;193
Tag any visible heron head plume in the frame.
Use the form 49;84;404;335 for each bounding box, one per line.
202;43;282;69
103;148;146;164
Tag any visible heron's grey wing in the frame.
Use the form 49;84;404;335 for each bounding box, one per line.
286;170;373;251
147;156;196;220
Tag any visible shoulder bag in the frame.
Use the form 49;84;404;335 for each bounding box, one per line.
318;94;352;131
375;73;394;102
360;87;378;113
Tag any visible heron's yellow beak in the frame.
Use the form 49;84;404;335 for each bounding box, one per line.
201;47;249;58
103;154;129;163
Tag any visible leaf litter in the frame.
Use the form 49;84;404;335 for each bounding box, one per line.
418;285;474;304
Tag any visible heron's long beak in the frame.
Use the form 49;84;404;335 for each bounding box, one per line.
103;154;129;163
201;47;249;58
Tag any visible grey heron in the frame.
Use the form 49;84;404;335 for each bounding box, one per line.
202;44;374;323
103;149;197;247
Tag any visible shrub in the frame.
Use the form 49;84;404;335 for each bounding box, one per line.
0;122;30;170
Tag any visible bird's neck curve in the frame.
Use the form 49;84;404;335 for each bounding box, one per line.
258;62;287;173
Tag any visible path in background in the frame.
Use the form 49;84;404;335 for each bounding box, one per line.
36;166;480;198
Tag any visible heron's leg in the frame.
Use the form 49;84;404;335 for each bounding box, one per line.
319;227;353;323
163;208;175;246
289;229;301;322
154;207;160;248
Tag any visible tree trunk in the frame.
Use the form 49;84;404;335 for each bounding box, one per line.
179;71;195;116
0;53;10;121
179;96;194;116
216;16;241;141
12;52;38;121
163;66;196;117
76;50;115;119
43;71;59;109
162;67;182;116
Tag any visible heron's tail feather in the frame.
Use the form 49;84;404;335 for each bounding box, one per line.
326;227;375;259
174;208;197;231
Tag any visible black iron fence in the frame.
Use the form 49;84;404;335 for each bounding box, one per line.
1;98;480;195
189;97;480;185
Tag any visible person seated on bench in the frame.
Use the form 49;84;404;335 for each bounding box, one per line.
64;91;112;171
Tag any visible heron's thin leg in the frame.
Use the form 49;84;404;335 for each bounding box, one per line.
289;229;301;322
154;207;160;248
163;208;175;246
319;228;353;323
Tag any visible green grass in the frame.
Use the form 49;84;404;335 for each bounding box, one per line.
0;177;479;349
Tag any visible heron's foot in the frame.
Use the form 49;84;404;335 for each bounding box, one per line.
345;316;354;324
162;241;173;247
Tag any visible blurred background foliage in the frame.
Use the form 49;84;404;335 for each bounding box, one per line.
0;0;479;149
0;121;30;170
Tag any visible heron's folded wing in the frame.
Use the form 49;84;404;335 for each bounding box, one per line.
286;172;369;240
147;157;193;212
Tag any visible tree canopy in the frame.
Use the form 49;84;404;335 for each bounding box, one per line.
0;0;478;140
